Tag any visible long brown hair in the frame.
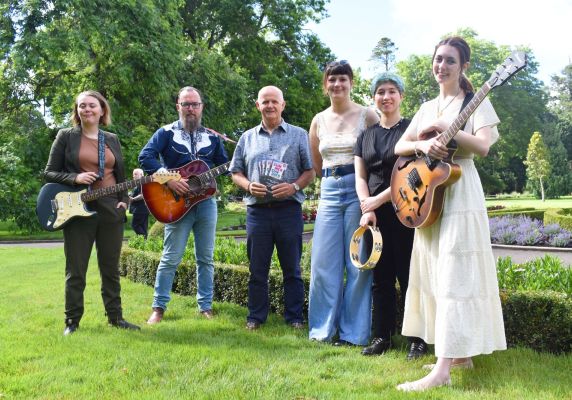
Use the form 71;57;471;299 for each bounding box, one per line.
433;36;474;93
71;90;112;127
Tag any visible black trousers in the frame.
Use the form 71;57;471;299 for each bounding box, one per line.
62;197;125;324
369;203;414;339
131;212;149;238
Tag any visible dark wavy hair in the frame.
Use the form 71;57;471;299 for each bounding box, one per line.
433;36;474;92
71;90;112;127
322;60;354;94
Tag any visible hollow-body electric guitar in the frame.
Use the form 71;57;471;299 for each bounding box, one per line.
36;170;181;231
390;51;527;228
142;159;230;224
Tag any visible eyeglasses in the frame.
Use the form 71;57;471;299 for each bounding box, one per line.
179;102;202;109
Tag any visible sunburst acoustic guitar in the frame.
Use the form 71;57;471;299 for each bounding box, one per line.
142;160;230;224
390;51;527;228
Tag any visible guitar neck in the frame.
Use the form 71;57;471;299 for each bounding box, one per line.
196;161;231;185
81;175;155;202
438;84;492;146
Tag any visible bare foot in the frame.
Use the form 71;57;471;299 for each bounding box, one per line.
396;371;451;392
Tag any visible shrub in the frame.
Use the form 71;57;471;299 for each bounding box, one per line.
501;290;571;354
489;215;572;247
497;255;572;295
120;246;572;353
544;208;572;232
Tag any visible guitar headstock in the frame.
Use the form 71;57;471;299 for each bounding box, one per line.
152;171;182;184
487;51;527;89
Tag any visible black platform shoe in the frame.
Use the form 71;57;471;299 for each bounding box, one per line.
361;337;391;356
407;339;428;360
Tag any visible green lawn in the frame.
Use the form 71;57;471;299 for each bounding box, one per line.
0;247;570;399
485;196;572;209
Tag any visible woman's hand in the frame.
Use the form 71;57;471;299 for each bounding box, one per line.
74;171;99;185
360;211;376;227
417;135;449;160
117;202;127;210
360;196;383;214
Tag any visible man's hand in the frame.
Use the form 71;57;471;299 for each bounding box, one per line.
271;182;295;199
167;179;190;196
249;181;269;198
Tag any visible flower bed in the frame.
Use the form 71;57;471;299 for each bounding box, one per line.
489;215;572;247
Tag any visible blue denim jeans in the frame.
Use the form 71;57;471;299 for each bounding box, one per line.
246;201;305;324
308;173;373;345
152;198;217;312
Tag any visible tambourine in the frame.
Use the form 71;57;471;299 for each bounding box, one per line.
349;225;383;270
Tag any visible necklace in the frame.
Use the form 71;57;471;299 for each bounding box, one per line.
437;89;461;117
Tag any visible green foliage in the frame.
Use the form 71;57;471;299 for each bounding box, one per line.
525;132;551;200
544;208;572;231
496;255;571;295
500;289;571;354
487;207;546;220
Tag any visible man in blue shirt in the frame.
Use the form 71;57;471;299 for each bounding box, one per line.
139;86;228;324
230;86;315;330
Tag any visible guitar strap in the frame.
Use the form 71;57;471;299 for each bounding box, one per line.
97;129;105;180
450;92;474;149
460;92;474;131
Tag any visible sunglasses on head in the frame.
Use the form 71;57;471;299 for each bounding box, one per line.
326;59;349;68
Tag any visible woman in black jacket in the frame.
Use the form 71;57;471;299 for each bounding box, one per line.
44;90;140;335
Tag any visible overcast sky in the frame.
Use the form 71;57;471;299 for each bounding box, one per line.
306;0;571;85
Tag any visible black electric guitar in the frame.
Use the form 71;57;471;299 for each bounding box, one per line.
36;170;181;231
390;51;527;228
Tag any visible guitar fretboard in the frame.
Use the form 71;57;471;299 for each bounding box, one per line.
438;84;491;146
81;175;155;202
196;161;231;185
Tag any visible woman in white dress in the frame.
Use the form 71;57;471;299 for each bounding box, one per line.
394;36;506;391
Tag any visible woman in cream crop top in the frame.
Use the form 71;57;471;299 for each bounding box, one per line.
307;60;379;346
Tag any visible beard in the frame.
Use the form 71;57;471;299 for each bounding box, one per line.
182;114;201;132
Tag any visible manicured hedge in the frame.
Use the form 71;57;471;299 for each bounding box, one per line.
120;247;571;354
488;207;546;220
544;208;572;232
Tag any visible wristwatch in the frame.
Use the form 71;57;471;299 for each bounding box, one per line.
292;182;300;191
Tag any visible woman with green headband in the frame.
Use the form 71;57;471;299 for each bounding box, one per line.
354;72;427;359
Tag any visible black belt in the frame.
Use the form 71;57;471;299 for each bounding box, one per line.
322;164;355;178
249;200;299;209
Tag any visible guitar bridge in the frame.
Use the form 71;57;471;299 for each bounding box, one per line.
407;168;423;192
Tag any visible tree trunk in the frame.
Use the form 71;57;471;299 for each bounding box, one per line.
540;178;545;201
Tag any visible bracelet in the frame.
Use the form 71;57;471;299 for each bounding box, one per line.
414;142;422;158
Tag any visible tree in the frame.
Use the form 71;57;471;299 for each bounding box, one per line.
370;37;398;71
525;132;551;201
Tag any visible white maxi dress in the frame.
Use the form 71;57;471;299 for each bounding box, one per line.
401;96;507;358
